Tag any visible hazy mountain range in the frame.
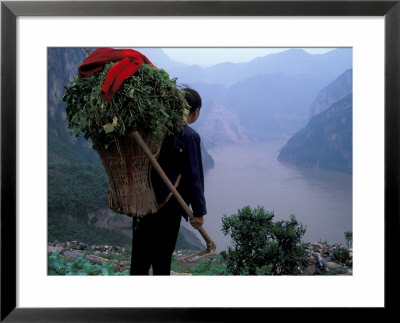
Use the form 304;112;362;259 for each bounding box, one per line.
138;47;352;145
139;47;351;87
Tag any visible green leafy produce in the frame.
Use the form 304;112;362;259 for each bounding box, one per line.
186;256;230;276
61;63;189;149
48;251;129;276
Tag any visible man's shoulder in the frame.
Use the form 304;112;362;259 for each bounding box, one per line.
182;125;200;139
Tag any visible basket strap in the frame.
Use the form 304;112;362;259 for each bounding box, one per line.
156;173;182;211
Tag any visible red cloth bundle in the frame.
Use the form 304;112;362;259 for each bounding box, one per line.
78;48;155;102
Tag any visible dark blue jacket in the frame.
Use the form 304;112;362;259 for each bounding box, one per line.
151;125;207;219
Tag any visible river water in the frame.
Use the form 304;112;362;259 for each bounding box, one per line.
181;140;352;252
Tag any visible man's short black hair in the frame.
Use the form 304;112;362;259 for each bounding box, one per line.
182;87;202;113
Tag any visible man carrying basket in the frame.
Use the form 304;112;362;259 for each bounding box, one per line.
130;88;207;275
63;48;210;276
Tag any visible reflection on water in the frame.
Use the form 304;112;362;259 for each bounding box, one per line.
181;140;352;252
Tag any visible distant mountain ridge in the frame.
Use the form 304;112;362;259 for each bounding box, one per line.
137;48;352;145
154;48;352;88
278;69;353;174
309;69;352;118
193;101;251;146
222;72;332;140
135;47;187;69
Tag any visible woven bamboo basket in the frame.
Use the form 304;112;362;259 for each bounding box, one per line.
94;128;162;217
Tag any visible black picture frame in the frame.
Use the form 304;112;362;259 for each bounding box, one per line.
1;0;399;321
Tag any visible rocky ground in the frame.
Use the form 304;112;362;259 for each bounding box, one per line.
47;241;203;275
302;242;352;275
48;241;352;275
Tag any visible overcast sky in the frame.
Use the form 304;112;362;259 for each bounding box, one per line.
162;48;336;67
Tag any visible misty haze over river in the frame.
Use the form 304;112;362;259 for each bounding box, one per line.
181;140;352;252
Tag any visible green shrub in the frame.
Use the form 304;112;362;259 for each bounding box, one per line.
221;206;308;275
332;246;351;266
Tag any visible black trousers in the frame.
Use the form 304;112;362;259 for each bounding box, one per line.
130;204;182;275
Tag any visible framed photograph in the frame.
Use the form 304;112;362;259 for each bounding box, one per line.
2;0;399;321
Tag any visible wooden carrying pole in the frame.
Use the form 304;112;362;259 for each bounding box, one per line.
132;131;217;257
